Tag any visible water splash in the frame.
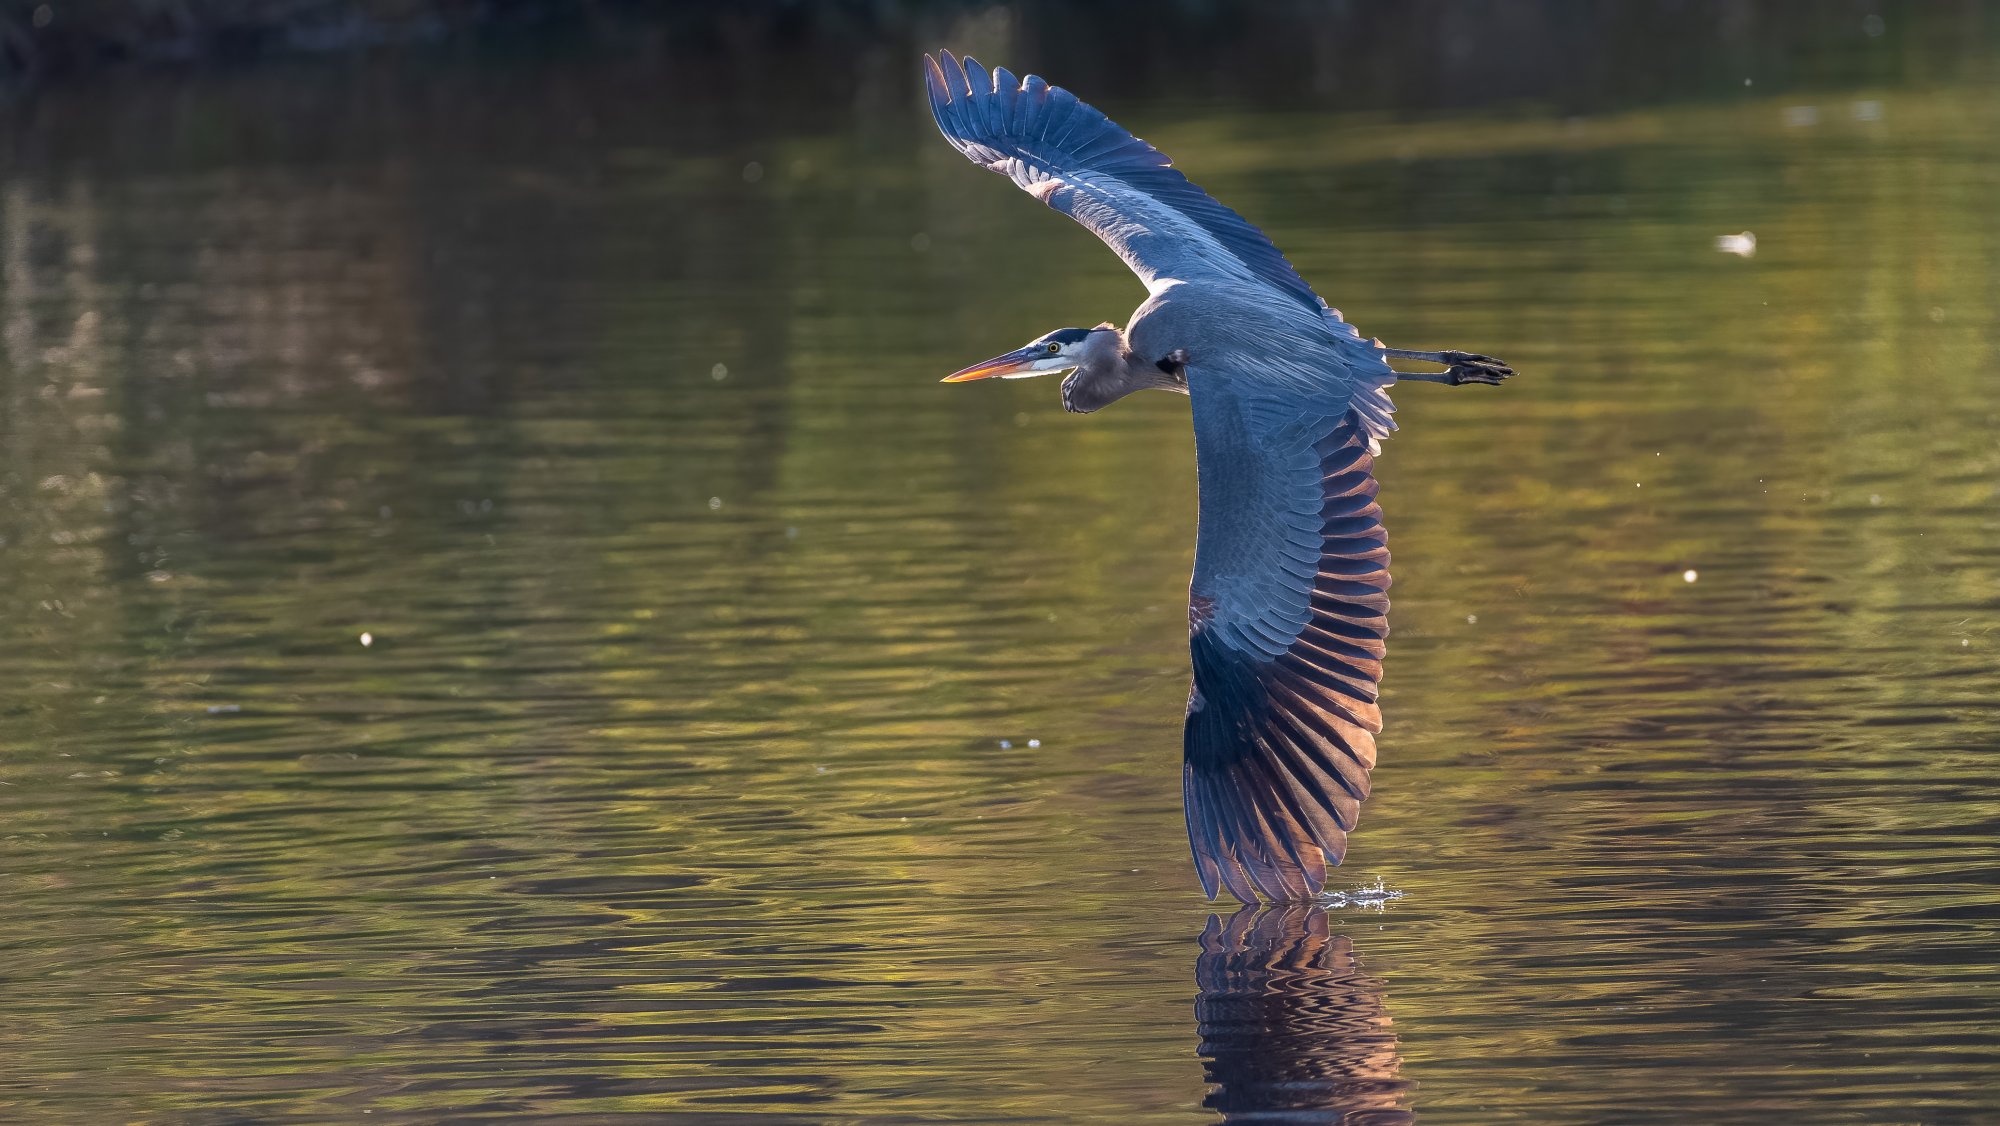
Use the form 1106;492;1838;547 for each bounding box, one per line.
1322;878;1405;910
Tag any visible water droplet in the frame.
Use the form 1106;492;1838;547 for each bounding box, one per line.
1862;13;1885;37
1683;570;1699;583
711;363;729;380
742;161;764;183
1714;231;1757;257
998;740;1012;749
1027;739;1041;748
359;632;374;647
1466;614;1478;624
708;497;722;511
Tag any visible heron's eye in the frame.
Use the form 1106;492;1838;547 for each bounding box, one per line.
1046;342;1061;354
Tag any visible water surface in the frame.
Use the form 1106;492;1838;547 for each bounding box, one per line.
3;38;1999;1125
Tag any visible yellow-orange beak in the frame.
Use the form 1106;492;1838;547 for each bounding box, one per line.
941;345;1052;383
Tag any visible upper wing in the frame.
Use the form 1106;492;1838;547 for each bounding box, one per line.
1182;373;1390;902
924;51;1326;314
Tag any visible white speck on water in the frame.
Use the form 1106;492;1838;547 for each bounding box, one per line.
359;632;373;647
1963;639;1970;647
1684;569;1699;583
998;740;1012;749
708;497;722;510
1928;306;1946;324
711;363;729;381
786;526;799;539
1870;494;1883;505
1862;13;1885;37
742;161;764;183
815;765;827;773
1853;99;1883;121
1467;614;1478;624
1744;77;1753;86
206;704;241;715
1027;739;1041;748
1783;105;1819;127
1715;231;1757;257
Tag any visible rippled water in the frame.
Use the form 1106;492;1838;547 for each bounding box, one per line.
4;40;1999;1125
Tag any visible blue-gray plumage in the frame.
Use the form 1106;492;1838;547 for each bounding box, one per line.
926;51;1514;902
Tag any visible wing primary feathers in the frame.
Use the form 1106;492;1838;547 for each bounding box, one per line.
1184;410;1389;902
921;51;1347;316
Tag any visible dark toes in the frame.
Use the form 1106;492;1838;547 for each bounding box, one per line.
1447;358;1513;386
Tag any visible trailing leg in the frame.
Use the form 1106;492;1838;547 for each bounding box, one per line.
1383;347;1514;386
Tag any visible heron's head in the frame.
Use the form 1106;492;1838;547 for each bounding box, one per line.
940;326;1108;383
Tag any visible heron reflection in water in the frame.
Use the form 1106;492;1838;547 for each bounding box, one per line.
926;52;1515;901
1197;905;1412;1123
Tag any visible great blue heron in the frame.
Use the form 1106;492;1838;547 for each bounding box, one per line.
925;52;1513;902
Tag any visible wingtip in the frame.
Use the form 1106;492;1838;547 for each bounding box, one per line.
960;54;991;95
922;52;948;104
937;48;969;98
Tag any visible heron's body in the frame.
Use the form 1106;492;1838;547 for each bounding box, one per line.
925;52;1512;903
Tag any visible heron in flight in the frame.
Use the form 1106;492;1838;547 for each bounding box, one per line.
925;52;1513;902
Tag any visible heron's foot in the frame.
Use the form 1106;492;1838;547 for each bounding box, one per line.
1442;352;1513;386
1382;346;1514;386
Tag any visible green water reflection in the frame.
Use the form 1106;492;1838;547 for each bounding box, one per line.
2;41;1999;1126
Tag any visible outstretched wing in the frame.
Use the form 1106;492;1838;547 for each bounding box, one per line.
924;50;1325;314
1182;373;1389;903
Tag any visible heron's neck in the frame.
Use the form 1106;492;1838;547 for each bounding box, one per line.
1062;326;1186;413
